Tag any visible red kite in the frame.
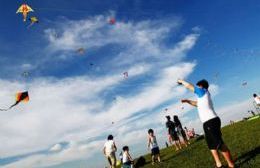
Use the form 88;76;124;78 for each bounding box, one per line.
16;4;34;22
0;91;29;111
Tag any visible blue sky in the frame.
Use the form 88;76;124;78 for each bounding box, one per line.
0;0;259;167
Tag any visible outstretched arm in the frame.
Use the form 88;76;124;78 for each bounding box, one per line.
177;79;195;92
181;99;197;107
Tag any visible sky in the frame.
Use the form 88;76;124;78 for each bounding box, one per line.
0;0;259;167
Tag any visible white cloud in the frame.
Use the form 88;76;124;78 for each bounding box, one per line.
50;144;62;152
1;14;201;168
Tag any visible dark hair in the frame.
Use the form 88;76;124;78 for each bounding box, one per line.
253;93;257;97
196;79;209;89
107;134;113;140
122;146;129;151
148;129;154;134
173;115;181;127
166;115;170;120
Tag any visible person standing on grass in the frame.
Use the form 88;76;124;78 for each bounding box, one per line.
253;93;260;106
165;116;182;151
103;135;117;168
173;115;190;146
147;129;161;165
178;79;235;168
122;146;134;168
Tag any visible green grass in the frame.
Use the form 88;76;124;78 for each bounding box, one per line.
136;118;260;168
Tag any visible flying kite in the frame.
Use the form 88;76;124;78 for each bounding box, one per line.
123;72;128;78
0;91;29;111
16;4;34;22
21;71;30;77
109;18;116;25
242;81;247;87
76;48;85;55
28;16;39;28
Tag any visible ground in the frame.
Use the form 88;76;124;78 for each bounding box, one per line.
133;117;260;168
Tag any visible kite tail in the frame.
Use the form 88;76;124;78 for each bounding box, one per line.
27;23;34;29
8;101;19;110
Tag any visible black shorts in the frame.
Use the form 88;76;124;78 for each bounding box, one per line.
151;147;160;155
203;117;224;150
170;131;179;141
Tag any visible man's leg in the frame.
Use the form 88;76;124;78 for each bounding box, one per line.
110;153;117;168
151;155;155;165
220;144;235;167
210;149;222;167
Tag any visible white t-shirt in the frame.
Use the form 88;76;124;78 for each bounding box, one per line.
149;136;158;149
104;140;115;155
195;87;218;123
254;96;260;105
123;152;129;163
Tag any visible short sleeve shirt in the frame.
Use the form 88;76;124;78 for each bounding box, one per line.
194;87;218;123
104;140;115;155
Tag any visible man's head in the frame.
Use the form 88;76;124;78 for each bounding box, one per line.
166;115;171;120
253;93;257;97
196;79;209;89
107;134;113;140
148;129;154;135
122;146;129;152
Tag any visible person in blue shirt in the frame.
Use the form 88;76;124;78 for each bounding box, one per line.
178;79;235;168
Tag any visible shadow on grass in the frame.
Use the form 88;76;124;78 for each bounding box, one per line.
236;146;260;167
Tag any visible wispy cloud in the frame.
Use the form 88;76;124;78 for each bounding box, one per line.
1;13;202;168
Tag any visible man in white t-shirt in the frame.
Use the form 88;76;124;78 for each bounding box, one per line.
178;79;234;168
103;135;117;168
253;93;260;106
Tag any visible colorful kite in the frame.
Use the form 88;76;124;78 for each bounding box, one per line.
0;91;29;111
28;16;39;28
16;4;34;22
109;18;116;25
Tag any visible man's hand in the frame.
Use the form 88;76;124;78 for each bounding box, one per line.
177;79;183;85
181;99;197;107
181;99;188;103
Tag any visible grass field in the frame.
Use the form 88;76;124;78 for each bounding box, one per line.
135;118;260;168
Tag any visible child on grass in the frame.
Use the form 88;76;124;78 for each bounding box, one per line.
103;135;117;168
122;146;134;168
147;129;161;165
178;79;235;168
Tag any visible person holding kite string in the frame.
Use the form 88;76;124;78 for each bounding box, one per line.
253;93;260;106
178;79;235;168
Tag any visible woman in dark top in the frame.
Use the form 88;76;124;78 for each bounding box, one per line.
173;115;190;146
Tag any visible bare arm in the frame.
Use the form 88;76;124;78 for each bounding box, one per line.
127;152;133;161
113;142;117;152
181;99;197;107
103;147;106;155
177;79;195;92
147;136;151;148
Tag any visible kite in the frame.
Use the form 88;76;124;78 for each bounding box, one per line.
89;63;94;66
0;91;29;111
242;81;247;87
109;18;116;25
16;4;34;22
76;48;85;55
28;16;39;28
123;72;128;78
21;71;30;77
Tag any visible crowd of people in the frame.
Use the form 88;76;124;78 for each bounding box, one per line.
102;79;251;168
